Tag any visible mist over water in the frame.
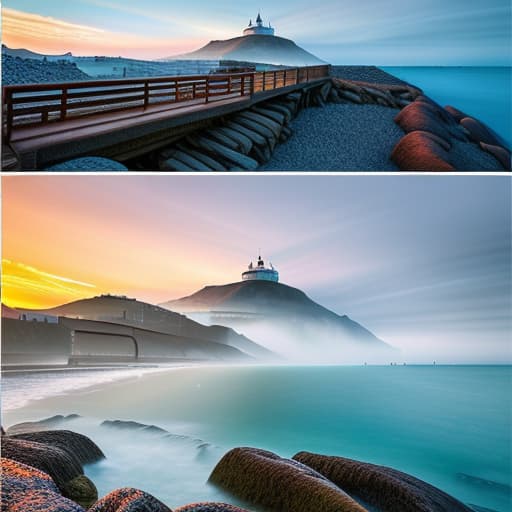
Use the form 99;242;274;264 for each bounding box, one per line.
3;365;511;512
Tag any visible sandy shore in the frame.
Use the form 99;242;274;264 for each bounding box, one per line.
261;104;404;171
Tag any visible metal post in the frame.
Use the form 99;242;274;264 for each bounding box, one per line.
5;88;13;142
206;77;210;103
143;80;149;109
60;86;68;120
263;71;266;91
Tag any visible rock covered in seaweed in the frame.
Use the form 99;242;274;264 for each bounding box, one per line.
293;451;474;512
209;447;368;512
88;487;172;512
61;475;99;509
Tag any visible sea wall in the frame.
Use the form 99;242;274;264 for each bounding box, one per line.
1;318;72;366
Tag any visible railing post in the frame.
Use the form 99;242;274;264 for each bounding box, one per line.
241;75;245;96
273;71;277;90
284;69;287;87
296;68;299;85
5;88;13;142
144;80;149;110
228;75;232;95
250;73;255;97
206;76;210;104
262;71;266;91
60;86;68;121
307;67;310;82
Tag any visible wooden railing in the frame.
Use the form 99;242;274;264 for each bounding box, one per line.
2;65;329;141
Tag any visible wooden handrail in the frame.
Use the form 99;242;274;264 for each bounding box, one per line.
2;65;330;141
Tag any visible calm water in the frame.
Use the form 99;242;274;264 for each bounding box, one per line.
2;365;511;511
382;67;512;147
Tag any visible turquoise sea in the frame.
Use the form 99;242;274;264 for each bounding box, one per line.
382;67;512;147
3;365;511;511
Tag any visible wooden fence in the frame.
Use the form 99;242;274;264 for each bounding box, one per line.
2;65;330;141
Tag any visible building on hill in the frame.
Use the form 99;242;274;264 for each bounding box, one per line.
242;254;279;282
243;12;275;36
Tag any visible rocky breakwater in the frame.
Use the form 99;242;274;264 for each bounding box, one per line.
208;447;479;512
391;96;511;171
149;77;421;172
1;423;250;512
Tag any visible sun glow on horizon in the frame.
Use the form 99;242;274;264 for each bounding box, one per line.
1;7;206;59
1;259;100;309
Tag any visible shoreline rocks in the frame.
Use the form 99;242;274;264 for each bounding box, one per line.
208;447;368;512
1;421;491;512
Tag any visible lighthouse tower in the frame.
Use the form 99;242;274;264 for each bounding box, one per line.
242;254;279;282
243;13;275;36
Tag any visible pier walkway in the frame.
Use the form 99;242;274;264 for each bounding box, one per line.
2;65;330;169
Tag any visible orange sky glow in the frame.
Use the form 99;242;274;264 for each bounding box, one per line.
1;7;204;59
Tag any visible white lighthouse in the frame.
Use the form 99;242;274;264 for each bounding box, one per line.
242;254;279;282
243;13;275;36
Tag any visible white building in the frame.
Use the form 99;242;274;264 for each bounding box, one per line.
243;13;275;36
242;254;279;282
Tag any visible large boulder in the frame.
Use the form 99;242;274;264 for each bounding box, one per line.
88;487;172;512
1;457;85;512
460;117;505;147
444;105;468;123
293;451;473;512
10;430;105;465
479;142;511;170
391;131;455;171
1;437;83;489
175;504;250;512
209;447;367;512
395;102;453;143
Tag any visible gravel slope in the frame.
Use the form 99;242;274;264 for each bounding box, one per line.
261;104;404;171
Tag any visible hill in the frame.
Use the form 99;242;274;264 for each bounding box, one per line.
161;281;395;363
18;295;273;360
172;35;325;67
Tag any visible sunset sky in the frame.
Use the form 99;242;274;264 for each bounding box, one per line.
2;175;511;363
2;0;511;64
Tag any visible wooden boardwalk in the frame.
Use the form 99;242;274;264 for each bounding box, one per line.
2;65;330;170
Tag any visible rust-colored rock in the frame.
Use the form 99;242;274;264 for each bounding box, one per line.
209;447;368;512
444;105;468;123
391;131;455;171
1;457;84;512
1;437;83;489
460;117;504;146
88;487;172;512
479;142;511;170
293;451;473;512
395;102;453;143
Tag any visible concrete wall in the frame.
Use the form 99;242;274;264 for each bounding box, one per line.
1;318;72;366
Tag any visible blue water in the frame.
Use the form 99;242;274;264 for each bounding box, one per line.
382;67;512;147
3;365;512;511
